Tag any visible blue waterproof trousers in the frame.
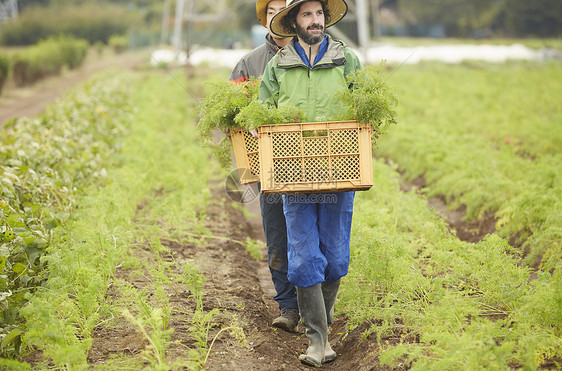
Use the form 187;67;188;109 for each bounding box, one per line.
259;187;298;310
282;192;355;288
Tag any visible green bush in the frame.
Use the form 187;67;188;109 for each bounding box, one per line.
58;36;89;69
11;36;89;86
93;41;105;58
0;4;136;46
0;53;10;95
108;34;128;54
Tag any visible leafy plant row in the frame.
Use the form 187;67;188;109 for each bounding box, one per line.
0;71;132;355
9;35;89;87
0;4;134;46
388;61;562;158
340;159;561;369
0;53;9;95
1;66;240;369
378;61;562;272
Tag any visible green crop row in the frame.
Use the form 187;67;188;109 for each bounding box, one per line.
0;71;132;356
340;159;561;369
10;36;89;87
385;61;562;157
1;65;232;368
0;53;9;95
378;61;562;272
0;4;135;46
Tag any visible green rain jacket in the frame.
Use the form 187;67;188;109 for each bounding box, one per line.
259;35;362;122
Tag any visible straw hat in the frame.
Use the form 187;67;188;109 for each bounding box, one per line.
256;0;270;27
270;0;348;37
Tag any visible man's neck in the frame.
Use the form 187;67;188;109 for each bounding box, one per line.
272;35;292;48
296;37;322;55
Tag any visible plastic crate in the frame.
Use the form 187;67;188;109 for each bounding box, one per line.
231;128;260;184
258;121;373;194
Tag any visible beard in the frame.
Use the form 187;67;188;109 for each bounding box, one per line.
295;22;325;45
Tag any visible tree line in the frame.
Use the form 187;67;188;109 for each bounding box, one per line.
394;0;562;38
8;0;562;43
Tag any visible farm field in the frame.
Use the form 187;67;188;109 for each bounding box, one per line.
0;46;148;126
0;53;561;370
379;61;562;271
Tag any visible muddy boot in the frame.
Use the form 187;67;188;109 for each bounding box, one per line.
272;308;299;333
324;342;336;364
322;279;340;326
297;283;328;367
321;279;340;363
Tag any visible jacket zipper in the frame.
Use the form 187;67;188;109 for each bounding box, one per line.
308;44;312;78
308;44;312;118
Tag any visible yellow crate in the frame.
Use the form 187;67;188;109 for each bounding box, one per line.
258;121;373;194
231;128;260;184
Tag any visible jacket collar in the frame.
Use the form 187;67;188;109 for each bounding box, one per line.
276;35;347;69
294;36;329;67
265;33;282;53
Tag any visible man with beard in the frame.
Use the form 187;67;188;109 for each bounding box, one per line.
258;0;362;367
229;1;299;334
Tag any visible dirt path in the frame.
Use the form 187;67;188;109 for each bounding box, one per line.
86;182;380;370
399;174;497;243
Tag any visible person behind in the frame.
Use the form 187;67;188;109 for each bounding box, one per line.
229;0;300;333
230;0;292;84
259;0;361;367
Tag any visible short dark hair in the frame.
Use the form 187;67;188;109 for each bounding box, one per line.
280;0;332;34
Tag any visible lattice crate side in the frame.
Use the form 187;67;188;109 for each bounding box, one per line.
258;121;373;194
231;128;260;184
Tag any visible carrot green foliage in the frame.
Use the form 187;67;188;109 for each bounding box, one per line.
235;100;301;131
197;77;299;168
333;62;398;145
340;159;562;370
197;78;258;167
197;78;259;134
340;61;562;369
378;61;562;272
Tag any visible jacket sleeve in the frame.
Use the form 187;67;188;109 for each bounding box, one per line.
229;58;250;82
343;47;363;88
258;60;279;108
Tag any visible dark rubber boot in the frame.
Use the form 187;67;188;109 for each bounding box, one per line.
321;280;340;363
297;284;328;367
322;279;341;327
272;308;299;333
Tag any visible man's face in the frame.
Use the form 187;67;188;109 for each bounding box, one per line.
266;0;287;36
294;1;326;45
